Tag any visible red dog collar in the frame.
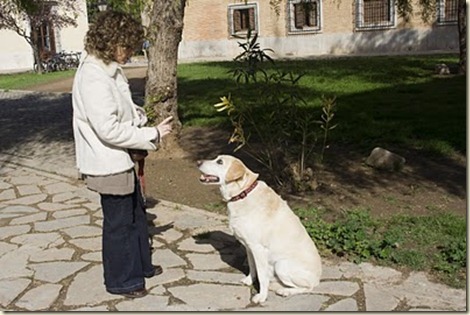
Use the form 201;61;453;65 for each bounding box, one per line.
229;181;258;202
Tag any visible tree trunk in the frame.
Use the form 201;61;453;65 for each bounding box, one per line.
31;29;44;74
457;0;466;74
145;0;186;153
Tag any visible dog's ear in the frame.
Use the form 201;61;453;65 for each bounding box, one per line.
225;160;246;183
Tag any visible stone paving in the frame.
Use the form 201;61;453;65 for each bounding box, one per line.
0;89;467;311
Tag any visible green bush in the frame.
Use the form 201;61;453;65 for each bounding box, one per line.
295;207;466;288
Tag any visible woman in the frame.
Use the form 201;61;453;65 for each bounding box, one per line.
72;10;173;298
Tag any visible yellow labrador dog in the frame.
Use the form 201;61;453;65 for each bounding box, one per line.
198;155;322;304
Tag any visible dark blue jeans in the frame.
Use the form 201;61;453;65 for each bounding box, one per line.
100;176;154;294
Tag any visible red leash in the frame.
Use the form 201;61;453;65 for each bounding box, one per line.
137;159;146;203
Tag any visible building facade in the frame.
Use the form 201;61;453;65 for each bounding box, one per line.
178;0;459;62
0;0;88;73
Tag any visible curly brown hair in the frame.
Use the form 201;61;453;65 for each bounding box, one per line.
84;10;144;64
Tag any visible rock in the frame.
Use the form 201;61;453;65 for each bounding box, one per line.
365;147;405;171
435;63;450;75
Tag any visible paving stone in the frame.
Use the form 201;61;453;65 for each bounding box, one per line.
145;268;186;289
0;189;16;201
0;241;17;257
10;232;64;248
10;212;47;225
321;262;346;280
0;225;31;239
390;272;466;311
37;202;77;212
186;253;237;270
0;250;33;279
178;237;218;253
29;261;89;283
2;205;38;214
324;297;358;311
168;283;251;311
0;182;12;189
65;198;89;204
0;278;31;307
43;182;79;194
81;252;102;262
364;283;399;311
68;237;101;251
186;270;244;285
92;210;103;219
148;285;166;295
29;248;75;262
63;225;101;238
16;185;41;196
15;283;62;310
115;295;169;311
311;280;360;296
64;265;123;306
4;194;47;205
34;215;90;232
243;293;329;311
82;202;100;211
9;175;45;185
153;228;183;243
151;249;187;268
51;192;76;203
52;208;88;219
72;305;111;311
0;213;23;221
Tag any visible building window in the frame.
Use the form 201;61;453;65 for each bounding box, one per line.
437;0;458;24
288;0;322;34
356;0;395;30
228;3;258;36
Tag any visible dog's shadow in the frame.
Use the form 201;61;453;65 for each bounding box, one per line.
192;230;249;275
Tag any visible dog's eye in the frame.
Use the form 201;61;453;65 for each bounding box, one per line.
216;159;223;165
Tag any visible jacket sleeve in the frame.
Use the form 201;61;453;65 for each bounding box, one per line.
77;65;158;150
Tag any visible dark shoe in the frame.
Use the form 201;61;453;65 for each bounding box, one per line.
119;287;148;299
145;265;163;278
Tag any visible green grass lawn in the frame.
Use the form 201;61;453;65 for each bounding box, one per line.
0;70;75;91
177;54;465;156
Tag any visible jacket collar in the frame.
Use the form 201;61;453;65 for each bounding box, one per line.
83;52;121;78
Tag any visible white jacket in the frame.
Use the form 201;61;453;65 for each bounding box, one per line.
72;53;158;176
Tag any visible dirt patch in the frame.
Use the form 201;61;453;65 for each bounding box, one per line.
144;125;466;220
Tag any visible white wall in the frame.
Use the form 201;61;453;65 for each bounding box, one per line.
0;29;35;73
0;0;88;73
55;0;88;54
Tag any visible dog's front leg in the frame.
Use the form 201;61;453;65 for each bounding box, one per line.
241;246;256;286
249;245;270;304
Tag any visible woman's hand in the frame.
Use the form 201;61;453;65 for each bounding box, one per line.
156;116;174;139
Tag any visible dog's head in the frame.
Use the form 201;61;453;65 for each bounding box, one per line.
198;155;258;200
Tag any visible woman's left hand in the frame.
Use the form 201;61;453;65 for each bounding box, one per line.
156;116;174;138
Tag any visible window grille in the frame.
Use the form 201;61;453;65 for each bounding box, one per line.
437;0;458;24
288;0;322;34
229;3;258;36
356;0;395;30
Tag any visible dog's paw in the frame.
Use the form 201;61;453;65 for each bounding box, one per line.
240;275;253;286
275;288;291;297
251;293;267;304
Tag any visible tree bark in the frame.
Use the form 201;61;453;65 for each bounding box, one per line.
145;0;186;153
457;0;466;74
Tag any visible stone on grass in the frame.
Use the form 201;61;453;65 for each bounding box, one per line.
365;147;405;171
